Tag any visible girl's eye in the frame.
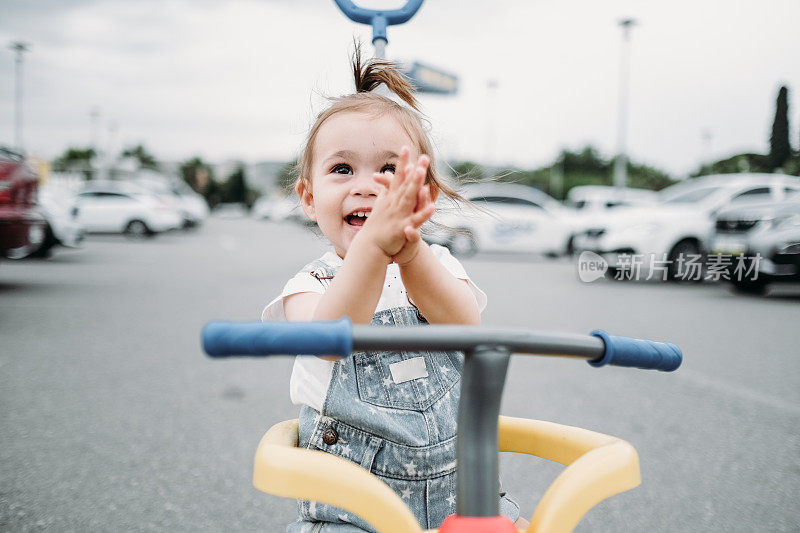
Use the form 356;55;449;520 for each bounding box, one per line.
381;163;396;174
331;164;352;175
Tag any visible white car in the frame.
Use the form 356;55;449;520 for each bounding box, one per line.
70;181;183;237
132;174;209;229
566;185;658;211
425;183;574;257
252;193;304;222
573;173;800;280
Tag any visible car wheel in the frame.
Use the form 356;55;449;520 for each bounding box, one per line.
124;220;152;239
730;277;768;296
29;226;58;258
667;239;703;282
448;229;478;258
6;223;48;260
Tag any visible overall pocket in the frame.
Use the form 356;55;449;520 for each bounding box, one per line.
353;349;461;411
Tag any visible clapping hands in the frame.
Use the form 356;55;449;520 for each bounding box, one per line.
364;146;436;265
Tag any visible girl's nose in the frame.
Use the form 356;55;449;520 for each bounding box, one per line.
351;172;382;197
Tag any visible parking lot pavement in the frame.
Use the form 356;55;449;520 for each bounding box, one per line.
1;218;798;532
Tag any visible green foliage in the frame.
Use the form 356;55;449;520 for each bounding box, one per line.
52;147;96;178
121;144;158;170
179;157;213;191
495;146;676;200
769;86;792;170
780;154;800;176
222;164;254;207
696;153;773;176
179;157;221;208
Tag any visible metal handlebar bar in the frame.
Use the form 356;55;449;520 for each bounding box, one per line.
201;318;681;517
202;319;682;372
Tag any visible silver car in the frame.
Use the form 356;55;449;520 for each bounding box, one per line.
712;192;800;294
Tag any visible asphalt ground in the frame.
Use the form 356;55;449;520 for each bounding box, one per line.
2;217;798;532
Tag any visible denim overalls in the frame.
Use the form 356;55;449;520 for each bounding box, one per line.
284;258;520;532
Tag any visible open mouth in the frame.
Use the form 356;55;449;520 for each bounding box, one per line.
345;209;371;227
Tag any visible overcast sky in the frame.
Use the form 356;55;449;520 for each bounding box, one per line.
1;0;799;177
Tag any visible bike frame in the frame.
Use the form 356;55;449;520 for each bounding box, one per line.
203;319;681;530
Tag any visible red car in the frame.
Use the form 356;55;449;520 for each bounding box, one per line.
0;148;46;258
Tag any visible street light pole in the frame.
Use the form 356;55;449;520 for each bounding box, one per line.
613;19;636;191
9;41;30;153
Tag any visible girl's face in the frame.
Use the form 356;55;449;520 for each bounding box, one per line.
297;111;419;257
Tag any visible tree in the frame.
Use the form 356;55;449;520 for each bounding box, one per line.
694;153;772;176
496;145;675;199
180;157;213;192
121;144;158;170
51;147;96;178
769;85;791;170
223;164;249;205
180;157;220;208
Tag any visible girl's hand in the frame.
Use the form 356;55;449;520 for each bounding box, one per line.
360;147;431;257
391;182;435;266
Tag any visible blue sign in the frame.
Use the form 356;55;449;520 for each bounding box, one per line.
404;62;459;95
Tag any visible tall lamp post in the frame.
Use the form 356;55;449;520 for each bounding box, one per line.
613;19;636;191
9;41;30;153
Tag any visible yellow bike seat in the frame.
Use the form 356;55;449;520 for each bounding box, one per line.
253;416;640;533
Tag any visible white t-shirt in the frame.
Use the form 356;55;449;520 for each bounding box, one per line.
261;244;487;412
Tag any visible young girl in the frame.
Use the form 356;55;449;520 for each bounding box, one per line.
262;50;523;532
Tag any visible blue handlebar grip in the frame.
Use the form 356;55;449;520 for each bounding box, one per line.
588;330;682;371
202;318;353;358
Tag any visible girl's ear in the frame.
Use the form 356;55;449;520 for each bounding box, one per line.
295;179;316;221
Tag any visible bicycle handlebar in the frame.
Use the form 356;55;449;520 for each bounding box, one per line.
202;319;681;372
332;0;424;45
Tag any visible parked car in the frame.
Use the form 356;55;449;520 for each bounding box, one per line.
6;184;84;259
0;148;47;259
563;186;660;254
70;181;183;237
573;173;800;281
252;193;306;223
712;192;800;294
131;172;209;229
566;185;658;211
425;183;574;257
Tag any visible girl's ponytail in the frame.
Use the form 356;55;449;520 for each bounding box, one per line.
352;42;419;112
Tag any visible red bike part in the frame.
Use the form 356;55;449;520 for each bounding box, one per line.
438;514;518;532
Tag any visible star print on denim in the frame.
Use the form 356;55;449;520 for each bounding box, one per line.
283;254;518;531
446;493;456;506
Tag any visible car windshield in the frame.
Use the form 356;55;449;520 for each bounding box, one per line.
662;187;721;204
